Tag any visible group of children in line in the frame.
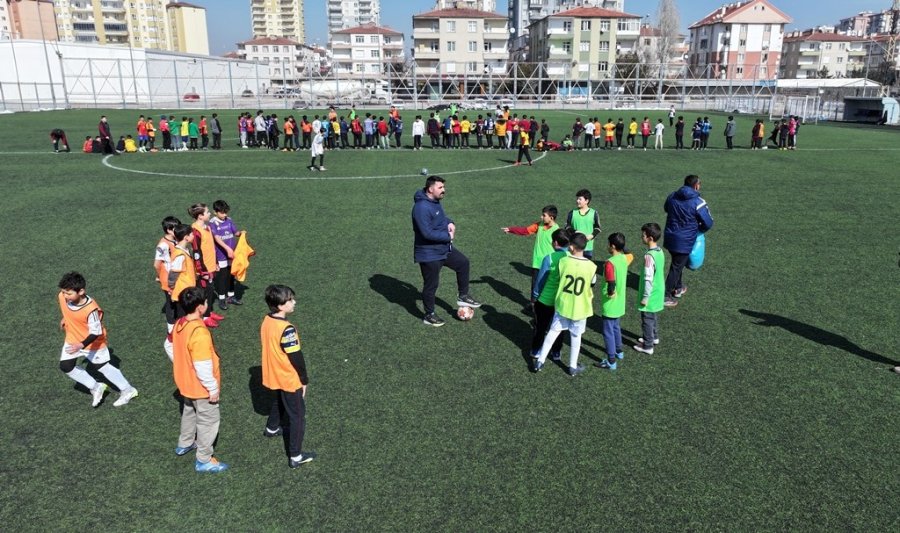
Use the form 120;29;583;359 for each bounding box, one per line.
57;199;316;474
80;114;226;154
750;115;802;150
503;189;667;376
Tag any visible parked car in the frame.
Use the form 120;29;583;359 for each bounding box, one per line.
291;100;310;110
241;89;254;98
182;92;200;102
273;88;293;98
426;103;451;111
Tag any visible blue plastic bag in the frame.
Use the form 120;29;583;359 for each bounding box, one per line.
687;233;706;271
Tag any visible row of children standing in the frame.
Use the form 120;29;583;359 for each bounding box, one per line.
503;189;667;376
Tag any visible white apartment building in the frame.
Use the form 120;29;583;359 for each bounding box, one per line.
780;30;867;79
0;2;10;38
327;0;379;45
53;0;183;50
412;6;509;76
509;0;624;51
251;0;305;43
236;35;326;87
331;23;403;77
687;0;791;80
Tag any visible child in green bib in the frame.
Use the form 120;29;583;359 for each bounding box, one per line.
597;233;628;370
565;189;601;259
533;233;597;376
502;205;559;294
635;223;665;355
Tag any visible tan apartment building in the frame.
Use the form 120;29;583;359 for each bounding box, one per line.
331;23;403;77
166;2;208;55
528;6;642;80
8;0;58;40
687;0;791;80
52;0;207;52
251;0;305;43
780;30;866;79
412;7;508;76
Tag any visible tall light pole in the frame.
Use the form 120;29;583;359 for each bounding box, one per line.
2;29;24;109
36;0;57;106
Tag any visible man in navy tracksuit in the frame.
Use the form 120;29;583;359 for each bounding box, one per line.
662;175;714;307
412;176;482;327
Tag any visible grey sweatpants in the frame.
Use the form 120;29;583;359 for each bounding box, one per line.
641;312;659;348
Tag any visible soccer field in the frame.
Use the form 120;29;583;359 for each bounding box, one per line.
0;108;898;531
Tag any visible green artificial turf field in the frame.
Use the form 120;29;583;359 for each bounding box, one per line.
0;108;898;531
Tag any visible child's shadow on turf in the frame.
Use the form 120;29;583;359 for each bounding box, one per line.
369;274;454;318
248;366;274;416
508;261;532;278
476;275;531;309
739;309;899;367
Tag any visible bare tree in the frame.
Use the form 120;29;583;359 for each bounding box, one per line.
655;0;681;72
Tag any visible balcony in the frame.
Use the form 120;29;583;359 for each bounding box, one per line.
847;49;866;56
799;49;820;56
548;47;570;57
415;49;440;59
483;50;507;59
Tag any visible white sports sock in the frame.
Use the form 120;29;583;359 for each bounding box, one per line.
166;323;174;334
163;338;174;362
536;329;562;365
227;292;234;297
98;363;132;392
218;295;226;301
569;333;583;369
290;454;303;461
66;367;98;390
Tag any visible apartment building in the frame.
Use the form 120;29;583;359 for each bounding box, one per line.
637;24;689;76
528;6;641;79
687;0;791;80
331;23;403;77
52;0;198;51
237;35;325;87
251;0;305;43
167;2;207;55
509;0;624;51
412;7;508;76
7;0;58;40
327;0;379;48
836;12;873;37
780;30;867;79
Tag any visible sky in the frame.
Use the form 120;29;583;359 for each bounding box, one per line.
202;0;895;55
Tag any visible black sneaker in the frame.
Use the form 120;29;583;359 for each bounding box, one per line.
456;294;482;308
289;451;316;468
218;299;228;311
263;426;283;438
423;313;446;327
227;296;243;305
549;351;561;362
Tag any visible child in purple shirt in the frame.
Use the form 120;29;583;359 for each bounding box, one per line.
210;200;242;310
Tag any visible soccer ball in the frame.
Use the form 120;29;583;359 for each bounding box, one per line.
457;306;475;321
420;168;429;176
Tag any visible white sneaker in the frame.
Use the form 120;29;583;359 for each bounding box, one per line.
633;345;654;355
318;166;326;171
91;383;108;407
113;388;138;407
637;337;660;346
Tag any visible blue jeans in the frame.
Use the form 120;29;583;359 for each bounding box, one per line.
602;316;623;359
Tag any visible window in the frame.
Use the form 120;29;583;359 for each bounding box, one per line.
581;20;591;31
262;46;268;52
825;42;832;50
468;21;477;32
429;41;439;52
737;53;745;63
468;41;477;52
484;41;493;52
579;41;589;52
563;41;571;53
446;62;457;73
370;35;379;43
598;61;609;72
563;21;572;32
837;57;844;64
736;66;744;75
599;42;609;52
252;46;258;52
384;37;392;44
467;61;478;72
838;42;845;50
355;63;365;72
644;38;651;46
700;39;708;50
370;49;380;58
739;39;746;47
447;20;456;32
355;35;364;43
447;40;456;52
600;20;610;32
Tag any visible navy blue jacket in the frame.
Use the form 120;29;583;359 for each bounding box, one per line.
412;189;453;263
663;186;714;254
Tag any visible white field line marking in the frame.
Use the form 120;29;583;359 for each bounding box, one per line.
99;151;549;181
